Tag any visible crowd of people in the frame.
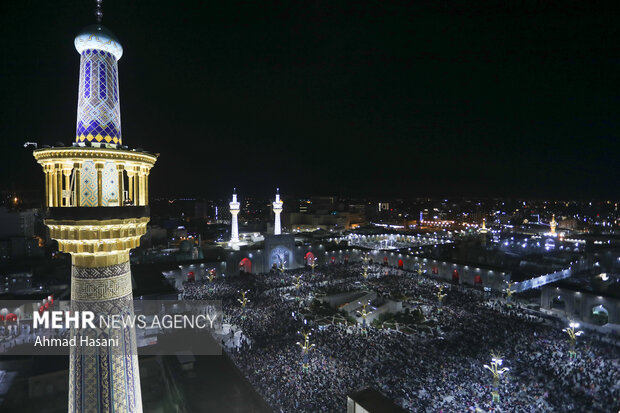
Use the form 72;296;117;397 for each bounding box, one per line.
181;263;620;412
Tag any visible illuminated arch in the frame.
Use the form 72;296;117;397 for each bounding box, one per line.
239;258;252;274
398;259;404;269
474;274;483;285
270;246;291;268
304;251;315;266
452;269;459;282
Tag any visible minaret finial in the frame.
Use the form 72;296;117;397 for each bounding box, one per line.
233;187;236;194
277;187;280;194
95;0;104;23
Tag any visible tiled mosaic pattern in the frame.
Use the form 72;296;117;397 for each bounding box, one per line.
78;160;119;206
80;160;97;207
102;161;118;205
68;290;142;412
76;49;122;145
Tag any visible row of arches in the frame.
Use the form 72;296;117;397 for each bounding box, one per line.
232;253;483;287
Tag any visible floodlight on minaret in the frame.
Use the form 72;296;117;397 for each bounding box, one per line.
31;2;155;411
550;214;557;236
229;188;240;243
273;187;283;235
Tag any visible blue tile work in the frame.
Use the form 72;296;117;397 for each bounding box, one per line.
84;61;91;98
99;61;107;100
76;49;122;145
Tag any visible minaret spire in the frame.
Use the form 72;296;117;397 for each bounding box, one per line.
273;188;283;235
95;0;103;23
230;188;240;243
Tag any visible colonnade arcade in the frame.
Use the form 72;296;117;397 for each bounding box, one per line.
33;147;157;208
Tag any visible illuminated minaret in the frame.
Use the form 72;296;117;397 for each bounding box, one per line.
229;188;240;243
273;188;283;235
479;218;488;233
32;3;154;412
550;214;557;236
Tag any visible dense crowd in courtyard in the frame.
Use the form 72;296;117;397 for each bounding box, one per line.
181;263;620;412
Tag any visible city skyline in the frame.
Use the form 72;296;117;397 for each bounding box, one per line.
1;1;618;199
1;2;619;413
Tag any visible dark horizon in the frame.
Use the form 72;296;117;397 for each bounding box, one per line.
1;0;618;200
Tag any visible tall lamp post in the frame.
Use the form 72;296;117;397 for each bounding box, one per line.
437;285;447;313
356;302;372;335
206;269;216;283
562;321;584;359
504;281;514;307
296;330;316;371
294;275;303;298
238;290;250;318
483;351;509;403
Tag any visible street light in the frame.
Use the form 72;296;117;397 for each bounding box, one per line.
296;330;316;371
483;351;509;403
206;269;216;283
436;285;447;313
237;290;250;316
504;281;514;307
293;275;303;293
356;302;373;335
562;321;584;359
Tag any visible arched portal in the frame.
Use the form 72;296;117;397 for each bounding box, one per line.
304;251;315;266
591;304;609;325
452;269;459;282
398;259;404;269
239;258;252;274
474;274;482;285
270;246;291;268
383;256;388;266
187;271;195;282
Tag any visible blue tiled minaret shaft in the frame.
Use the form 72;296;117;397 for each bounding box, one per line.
75;25;123;145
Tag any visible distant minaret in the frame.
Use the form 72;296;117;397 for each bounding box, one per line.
479;218;488;233
229;188;240;243
550;214;557;235
273;188;283;235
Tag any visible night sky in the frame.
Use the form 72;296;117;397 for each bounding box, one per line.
1;0;618;199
